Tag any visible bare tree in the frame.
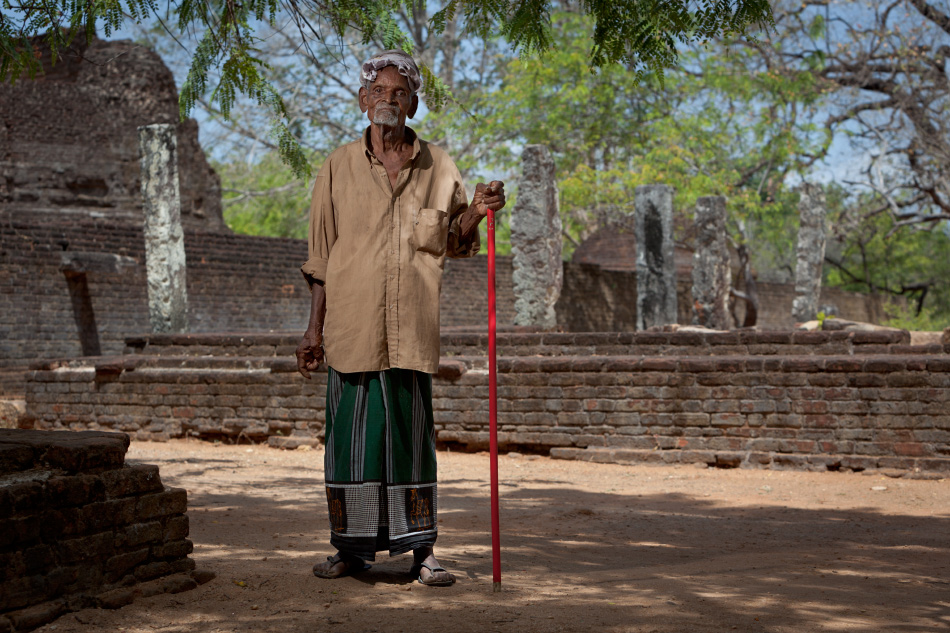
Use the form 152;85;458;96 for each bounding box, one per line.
742;0;950;230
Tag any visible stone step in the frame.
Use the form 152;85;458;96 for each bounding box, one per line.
125;329;945;359
548;446;950;477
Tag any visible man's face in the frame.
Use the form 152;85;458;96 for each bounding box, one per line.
359;65;417;126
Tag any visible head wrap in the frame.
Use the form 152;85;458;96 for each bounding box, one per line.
360;50;422;94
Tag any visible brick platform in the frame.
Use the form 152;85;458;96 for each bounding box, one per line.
21;331;950;475
0;430;210;632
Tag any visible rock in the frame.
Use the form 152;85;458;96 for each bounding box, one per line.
511;145;563;328
161;574;199;594
97;587;136;609
0;400;25;430
7;600;67;630
436;359;466;381
191;569;217;585
267;436;321;450
803;318;904;333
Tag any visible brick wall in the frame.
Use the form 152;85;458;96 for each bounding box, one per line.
0;429;204;632
0;213;310;371
0;213;507;371
1;208;900;401
23;331;950;474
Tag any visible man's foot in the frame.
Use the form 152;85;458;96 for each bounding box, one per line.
410;552;456;586
312;553;368;579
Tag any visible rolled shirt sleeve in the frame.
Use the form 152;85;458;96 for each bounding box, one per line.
301;162;337;285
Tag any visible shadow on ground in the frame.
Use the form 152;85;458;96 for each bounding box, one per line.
49;446;948;633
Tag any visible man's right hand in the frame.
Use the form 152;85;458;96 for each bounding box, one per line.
296;329;324;379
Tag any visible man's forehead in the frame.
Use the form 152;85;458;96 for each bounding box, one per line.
371;66;412;89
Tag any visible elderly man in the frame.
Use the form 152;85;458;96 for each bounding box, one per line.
295;50;506;586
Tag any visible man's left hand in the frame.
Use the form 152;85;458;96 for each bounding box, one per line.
471;181;506;217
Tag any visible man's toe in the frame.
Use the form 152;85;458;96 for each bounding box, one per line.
313;556;353;579
418;565;455;586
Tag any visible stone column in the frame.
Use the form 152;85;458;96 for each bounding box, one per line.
138;124;188;333
691;196;731;330
511;144;562;327
791;183;827;324
635;184;677;330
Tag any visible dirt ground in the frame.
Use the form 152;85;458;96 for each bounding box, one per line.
36;440;949;633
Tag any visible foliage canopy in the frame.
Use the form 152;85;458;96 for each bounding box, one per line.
2;0;773;177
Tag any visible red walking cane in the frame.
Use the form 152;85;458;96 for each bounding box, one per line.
487;206;501;592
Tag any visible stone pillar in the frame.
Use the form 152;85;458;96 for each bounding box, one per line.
138;124;188;333
691;196;731;330
635;185;677;330
791;183;827;324
511;144;562;327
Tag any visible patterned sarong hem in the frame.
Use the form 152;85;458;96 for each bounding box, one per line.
323;368;439;561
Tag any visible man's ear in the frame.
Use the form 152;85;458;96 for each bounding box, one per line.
358;87;368;113
408;94;419;119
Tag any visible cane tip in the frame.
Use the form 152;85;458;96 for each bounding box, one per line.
492;581;502;593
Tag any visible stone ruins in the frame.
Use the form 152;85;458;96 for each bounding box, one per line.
0;36;946;486
510;145;562;328
139;124;189;334
3;31;948;633
691;196;731;330
792;183;828;324
634;185;678;330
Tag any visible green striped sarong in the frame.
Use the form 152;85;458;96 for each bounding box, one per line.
324;367;438;560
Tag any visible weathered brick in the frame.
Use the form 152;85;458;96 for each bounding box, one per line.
135;488;187;520
57;532;116;564
710;413;743;427
6;481;45;515
105;549;150;583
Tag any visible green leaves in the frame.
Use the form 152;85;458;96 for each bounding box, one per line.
3;0;772;181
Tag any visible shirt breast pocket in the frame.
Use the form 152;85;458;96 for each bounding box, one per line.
413;207;449;256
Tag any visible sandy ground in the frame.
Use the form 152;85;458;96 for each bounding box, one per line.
36;439;949;633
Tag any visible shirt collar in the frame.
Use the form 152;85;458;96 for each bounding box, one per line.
362;126;421;163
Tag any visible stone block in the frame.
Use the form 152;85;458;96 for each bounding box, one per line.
168;557;197;574
102;464;164;498
135;488;188;520
45;474;105;507
80;498;137;532
116;521;164;548
7;599;67;631
6;481;45;516
57;532;116;565
0;444;35;476
97;587;136;609
134;561;172;582
105;549;150;583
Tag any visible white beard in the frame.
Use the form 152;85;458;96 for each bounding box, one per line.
372;108;399;126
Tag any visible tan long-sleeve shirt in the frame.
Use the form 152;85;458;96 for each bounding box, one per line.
301;127;479;374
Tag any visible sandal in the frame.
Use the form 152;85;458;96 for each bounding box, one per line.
312;554;371;579
409;561;456;587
